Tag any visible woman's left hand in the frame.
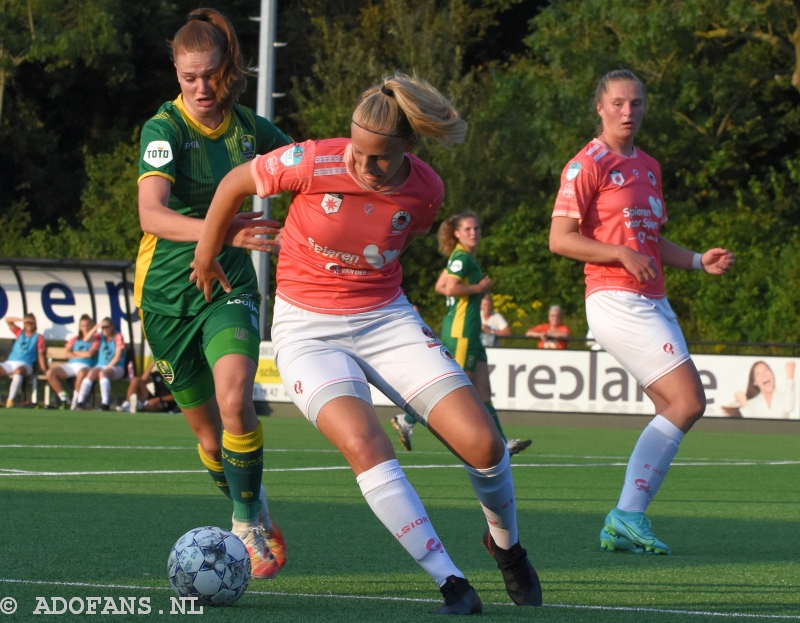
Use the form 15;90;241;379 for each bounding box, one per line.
190;255;231;303
701;248;735;274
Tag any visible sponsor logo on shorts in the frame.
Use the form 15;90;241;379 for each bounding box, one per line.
227;297;259;314
251;315;258;329
155;360;174;384
391;210;411;231
239;134;255;160
422;327;435;339
663;342;674;355
235;327;249;341
280;144;304;167
566;161;581;180
321;193;343;214
635;478;650;491
610;169;624;186
647;170;657;186
466;355;476;369
644;462;665;476
293;380;303;394
440;346;455;362
394;516;429;540
143;141;173;167
425;538;444;554
426;339;442;348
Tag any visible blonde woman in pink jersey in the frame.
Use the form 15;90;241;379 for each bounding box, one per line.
550;70;735;555
191;72;542;614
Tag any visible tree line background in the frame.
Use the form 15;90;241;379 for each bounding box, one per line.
2;0;800;342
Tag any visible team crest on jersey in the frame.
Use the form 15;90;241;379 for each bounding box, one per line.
649;196;663;218
239;134;255;160
610;170;624;186
143;141;173;168
647;170;657;186
321;193;344;214
154;359;174;384
280;144;304;167
391;210;411;231
566;162;581;180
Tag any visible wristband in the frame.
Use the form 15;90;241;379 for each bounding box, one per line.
692;253;703;271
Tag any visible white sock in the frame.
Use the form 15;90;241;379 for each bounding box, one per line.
463;448;519;549
617;415;684;513
8;374;24;402
357;460;462;587
99;377;111;405
71;392;79;409
77;378;93;403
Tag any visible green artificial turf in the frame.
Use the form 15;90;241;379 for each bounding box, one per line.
0;409;797;622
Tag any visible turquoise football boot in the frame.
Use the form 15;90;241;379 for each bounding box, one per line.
603;508;671;555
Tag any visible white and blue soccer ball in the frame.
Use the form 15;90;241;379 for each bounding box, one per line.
168;526;251;607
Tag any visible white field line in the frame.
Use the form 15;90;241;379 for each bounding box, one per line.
0;460;798;477
0;578;797;619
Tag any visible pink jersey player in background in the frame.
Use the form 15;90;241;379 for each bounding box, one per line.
549;69;735;555
191;71;542;614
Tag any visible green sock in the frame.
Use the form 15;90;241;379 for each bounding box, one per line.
197;444;231;498
485;401;506;441
222;424;264;522
403;413;416;426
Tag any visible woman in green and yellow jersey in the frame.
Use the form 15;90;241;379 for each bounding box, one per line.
135;7;290;579
392;212;530;456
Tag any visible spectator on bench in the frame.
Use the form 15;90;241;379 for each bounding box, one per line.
118;361;177;413
45;314;98;409
74;318;126;411
2;314;47;408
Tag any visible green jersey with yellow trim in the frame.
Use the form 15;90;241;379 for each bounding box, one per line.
135;96;291;317
441;244;483;341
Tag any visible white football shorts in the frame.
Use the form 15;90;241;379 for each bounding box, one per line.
0;361;33;376
271;295;470;426
585;290;690;388
58;362;90;378
93;364;125;381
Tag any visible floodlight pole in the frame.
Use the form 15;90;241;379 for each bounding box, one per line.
250;0;284;340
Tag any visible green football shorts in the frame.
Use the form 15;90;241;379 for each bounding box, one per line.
141;292;262;409
441;333;487;373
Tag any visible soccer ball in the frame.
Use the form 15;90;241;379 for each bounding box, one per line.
167;526;251;607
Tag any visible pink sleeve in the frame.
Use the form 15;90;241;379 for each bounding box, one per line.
66;337;77;349
115;333;125;349
92;334;101;347
37;335;46;352
250;141;314;199
11;325;22;338
552;157;598;220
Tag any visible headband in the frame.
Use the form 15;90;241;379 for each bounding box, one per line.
351;117;409;139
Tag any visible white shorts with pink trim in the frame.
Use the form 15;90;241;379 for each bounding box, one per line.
585;289;690;388
271;296;470;426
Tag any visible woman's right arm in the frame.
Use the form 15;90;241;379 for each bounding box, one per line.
549;216;659;283
138;176;280;251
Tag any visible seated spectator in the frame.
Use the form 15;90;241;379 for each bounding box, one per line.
526;305;571;349
118;361;177;413
45;314;98;409
74;318;125;411
2;314;47;407
480;294;511;348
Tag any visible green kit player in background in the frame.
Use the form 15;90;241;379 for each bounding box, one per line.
392;212;531;456
135;7;290;579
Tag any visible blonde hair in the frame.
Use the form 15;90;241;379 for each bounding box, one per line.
170;8;249;114
438;211;479;257
594;69;646;135
353;72;467;148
